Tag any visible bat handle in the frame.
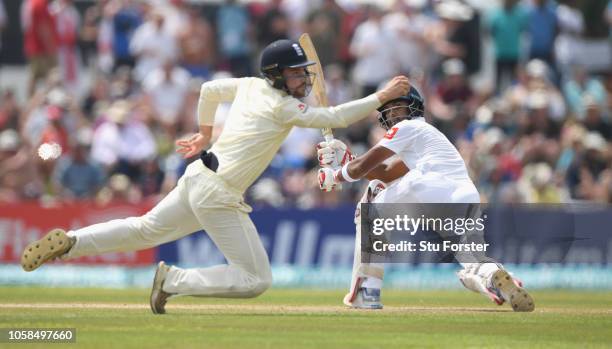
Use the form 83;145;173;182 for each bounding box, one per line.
322;133;343;190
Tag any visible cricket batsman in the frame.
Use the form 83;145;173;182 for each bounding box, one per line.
317;86;535;312
21;39;410;314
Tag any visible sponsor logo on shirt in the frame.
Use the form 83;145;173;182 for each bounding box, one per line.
384;127;399;140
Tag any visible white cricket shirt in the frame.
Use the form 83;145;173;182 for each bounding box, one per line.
377;118;471;181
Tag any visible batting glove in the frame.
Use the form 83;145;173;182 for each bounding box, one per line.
318;167;340;192
316;139;355;168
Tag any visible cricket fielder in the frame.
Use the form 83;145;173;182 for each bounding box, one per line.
21;39;410;314
318;86;535;312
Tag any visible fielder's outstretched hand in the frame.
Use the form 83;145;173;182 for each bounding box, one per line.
176;133;208;158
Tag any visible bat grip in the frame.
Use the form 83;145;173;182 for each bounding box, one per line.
322;133;343;190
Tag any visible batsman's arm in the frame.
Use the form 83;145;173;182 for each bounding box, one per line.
364;158;409;183
336;146;397;182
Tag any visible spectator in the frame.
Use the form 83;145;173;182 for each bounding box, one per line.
429;59;478;140
0;0;6;59
566;131;609;200
51;0;82;94
53;128;104;199
582;96;612;139
130;10;178;81
487;0;528;93
324;64;353;106
0;129;43;201
563;67;607;119
505;59;566;121
249;177;285;208
79;1;104;68
349;5;396;97
162;0;189;39
138;158;164;198
526;0;558;71
554;0;584;76
382;0;432;76
429;0;475;76
178;6;215;79
177;77;205;138
256;0;290;48
82;75;111;120
605;72;612;112
520;90;562;139
518;162;563;203
110;0;142;70
142;60;190;129
95;173;142;205
217;0;253;77
454;1;482;76
0;90;21;131
40;104;71;155
556;122;585;173
305;0;345;68
23;84;84;149
90;100;156;179
95;0;115;73
21;0;58;96
430;59;476;120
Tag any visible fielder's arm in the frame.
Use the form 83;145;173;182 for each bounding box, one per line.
176;78;240;158
277;76;410;129
197;78;241;126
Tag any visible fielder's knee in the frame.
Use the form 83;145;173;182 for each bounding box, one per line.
242;274;272;298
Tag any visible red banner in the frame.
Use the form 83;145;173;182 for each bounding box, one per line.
0;201;156;266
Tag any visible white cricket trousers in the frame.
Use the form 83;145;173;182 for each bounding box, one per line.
349;170;483;289
64;160;272;298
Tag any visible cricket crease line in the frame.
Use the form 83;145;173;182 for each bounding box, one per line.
0;303;610;315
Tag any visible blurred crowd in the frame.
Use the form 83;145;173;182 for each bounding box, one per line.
0;0;611;207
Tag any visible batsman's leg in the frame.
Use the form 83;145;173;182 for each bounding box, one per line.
344;180;386;309
453;202;534;312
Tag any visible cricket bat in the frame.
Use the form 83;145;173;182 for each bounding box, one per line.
298;33;340;171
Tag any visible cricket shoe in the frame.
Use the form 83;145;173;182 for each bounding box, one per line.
490;269;535;312
21;229;74;271
343;277;383;310
150;261;175;315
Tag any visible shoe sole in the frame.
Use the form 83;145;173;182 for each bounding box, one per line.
150;261;168;314
492;269;535;312
21;229;71;272
351;303;384;310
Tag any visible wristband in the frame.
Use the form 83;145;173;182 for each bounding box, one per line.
340;163;359;182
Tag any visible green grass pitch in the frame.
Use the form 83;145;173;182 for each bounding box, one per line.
0;287;611;348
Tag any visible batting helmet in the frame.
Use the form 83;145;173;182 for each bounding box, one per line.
377;86;425;130
260;39;315;91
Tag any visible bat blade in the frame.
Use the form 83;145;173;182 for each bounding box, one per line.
298;33;333;141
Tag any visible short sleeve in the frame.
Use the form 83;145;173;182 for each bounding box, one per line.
376;122;416;155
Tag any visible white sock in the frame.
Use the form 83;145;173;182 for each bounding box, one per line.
362;277;383;289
